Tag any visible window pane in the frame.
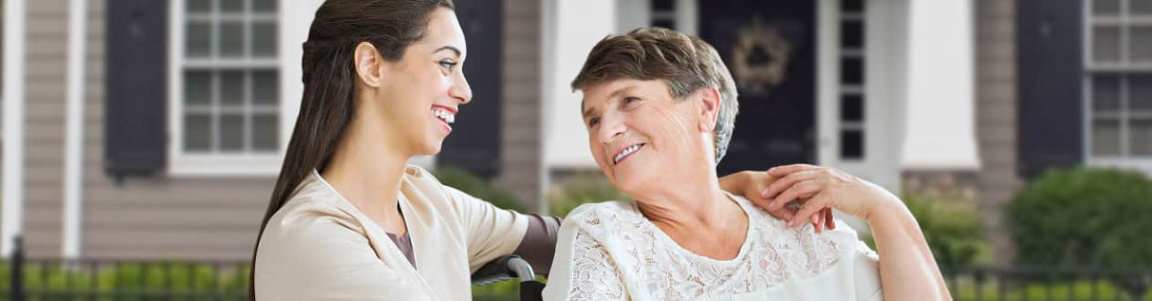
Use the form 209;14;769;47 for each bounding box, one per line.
651;0;674;11
187;0;210;13
840;95;864;122
1130;26;1152;63
252;22;278;58
253;70;279;105
184;71;212;106
221;0;243;13
219;21;245;57
252;114;279;151
220;114;244;151
1092;119;1122;157
220;71;245;106
253;0;277;12
184;114;211;151
186;21;211;58
1132;119;1152;156
1131;0;1152;15
841;57;864;85
1132;74;1152;111
1094;0;1121;16
840;129;864;159
1094;26;1122;63
841;20;864;49
1093;74;1121;112
842;0;864;13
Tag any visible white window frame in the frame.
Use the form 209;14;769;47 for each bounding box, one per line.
1083;0;1152;174
168;0;295;176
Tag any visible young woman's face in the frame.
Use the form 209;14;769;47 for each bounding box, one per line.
375;7;472;156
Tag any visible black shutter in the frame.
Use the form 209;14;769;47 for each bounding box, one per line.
105;0;169;178
1017;0;1084;178
437;0;504;178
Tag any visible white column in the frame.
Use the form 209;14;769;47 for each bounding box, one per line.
900;0;981;170
2;0;27;257
62;0;88;259
543;0;616;169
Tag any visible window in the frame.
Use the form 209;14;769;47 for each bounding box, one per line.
1087;0;1152;160
651;0;677;29
173;0;281;174
839;0;866;160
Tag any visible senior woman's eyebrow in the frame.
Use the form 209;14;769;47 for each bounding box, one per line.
582;105;598;120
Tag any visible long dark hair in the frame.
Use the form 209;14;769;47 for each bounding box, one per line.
249;0;454;299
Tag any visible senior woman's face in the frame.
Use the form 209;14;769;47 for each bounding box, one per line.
581;79;713;194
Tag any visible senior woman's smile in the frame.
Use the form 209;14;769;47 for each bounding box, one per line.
582;78;717;193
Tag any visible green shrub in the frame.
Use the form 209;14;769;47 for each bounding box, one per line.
434;165;525;212
548;172;628;218
858;191;989;267
901;191;989;267
1007;167;1152;268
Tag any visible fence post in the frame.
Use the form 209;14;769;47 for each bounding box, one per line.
11;235;25;301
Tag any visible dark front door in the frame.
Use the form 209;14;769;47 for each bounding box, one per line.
700;0;817;175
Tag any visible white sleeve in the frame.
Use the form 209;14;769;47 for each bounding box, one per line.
543;213;629;301
443;186;531;272
851;240;883;301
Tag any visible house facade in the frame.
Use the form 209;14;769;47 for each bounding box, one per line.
1;0;1139;266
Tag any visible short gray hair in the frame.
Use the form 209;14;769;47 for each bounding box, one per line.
571;27;740;164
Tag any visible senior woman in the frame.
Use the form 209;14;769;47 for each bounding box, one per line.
543;27;950;300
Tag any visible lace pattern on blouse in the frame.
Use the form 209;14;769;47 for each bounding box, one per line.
565;198;854;300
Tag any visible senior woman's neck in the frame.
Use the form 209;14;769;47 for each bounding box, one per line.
633;178;744;236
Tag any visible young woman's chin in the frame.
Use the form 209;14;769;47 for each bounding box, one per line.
415;137;446;156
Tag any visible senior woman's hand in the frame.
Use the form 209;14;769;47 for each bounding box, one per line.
723;171;837;233
758;164;952;300
757;164;898;227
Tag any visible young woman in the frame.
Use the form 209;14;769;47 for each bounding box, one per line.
249;1;775;299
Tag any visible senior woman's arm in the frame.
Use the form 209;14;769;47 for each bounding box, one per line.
758;164;951;300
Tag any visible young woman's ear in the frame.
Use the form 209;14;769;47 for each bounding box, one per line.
697;86;722;133
353;41;385;87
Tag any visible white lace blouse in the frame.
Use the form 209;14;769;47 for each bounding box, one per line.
543;194;883;301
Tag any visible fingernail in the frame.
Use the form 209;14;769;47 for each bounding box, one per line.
760;188;771;198
787;220;798;227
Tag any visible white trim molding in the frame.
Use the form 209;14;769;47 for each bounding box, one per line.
2;0;26;257
900;0;981;170
61;0;88;259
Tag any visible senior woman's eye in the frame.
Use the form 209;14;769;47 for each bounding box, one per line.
623;97;640;104
587;117;600;127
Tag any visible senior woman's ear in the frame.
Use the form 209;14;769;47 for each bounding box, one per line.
696;86;722;133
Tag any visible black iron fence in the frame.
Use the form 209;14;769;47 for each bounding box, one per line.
3;234;1151;301
943;266;1152;301
2;237;250;301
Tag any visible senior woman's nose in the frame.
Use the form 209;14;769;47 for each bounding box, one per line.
597;114;627;144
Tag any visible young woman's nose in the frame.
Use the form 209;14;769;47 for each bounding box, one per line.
449;73;472;105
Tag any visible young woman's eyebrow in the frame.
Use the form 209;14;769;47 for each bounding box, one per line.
434;46;462;57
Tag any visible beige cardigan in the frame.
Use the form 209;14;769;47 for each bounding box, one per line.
255;166;530;300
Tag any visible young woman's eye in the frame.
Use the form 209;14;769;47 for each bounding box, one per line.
438;60;458;71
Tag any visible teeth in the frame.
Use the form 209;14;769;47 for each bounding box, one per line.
433;109;455;124
613;144;644;164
